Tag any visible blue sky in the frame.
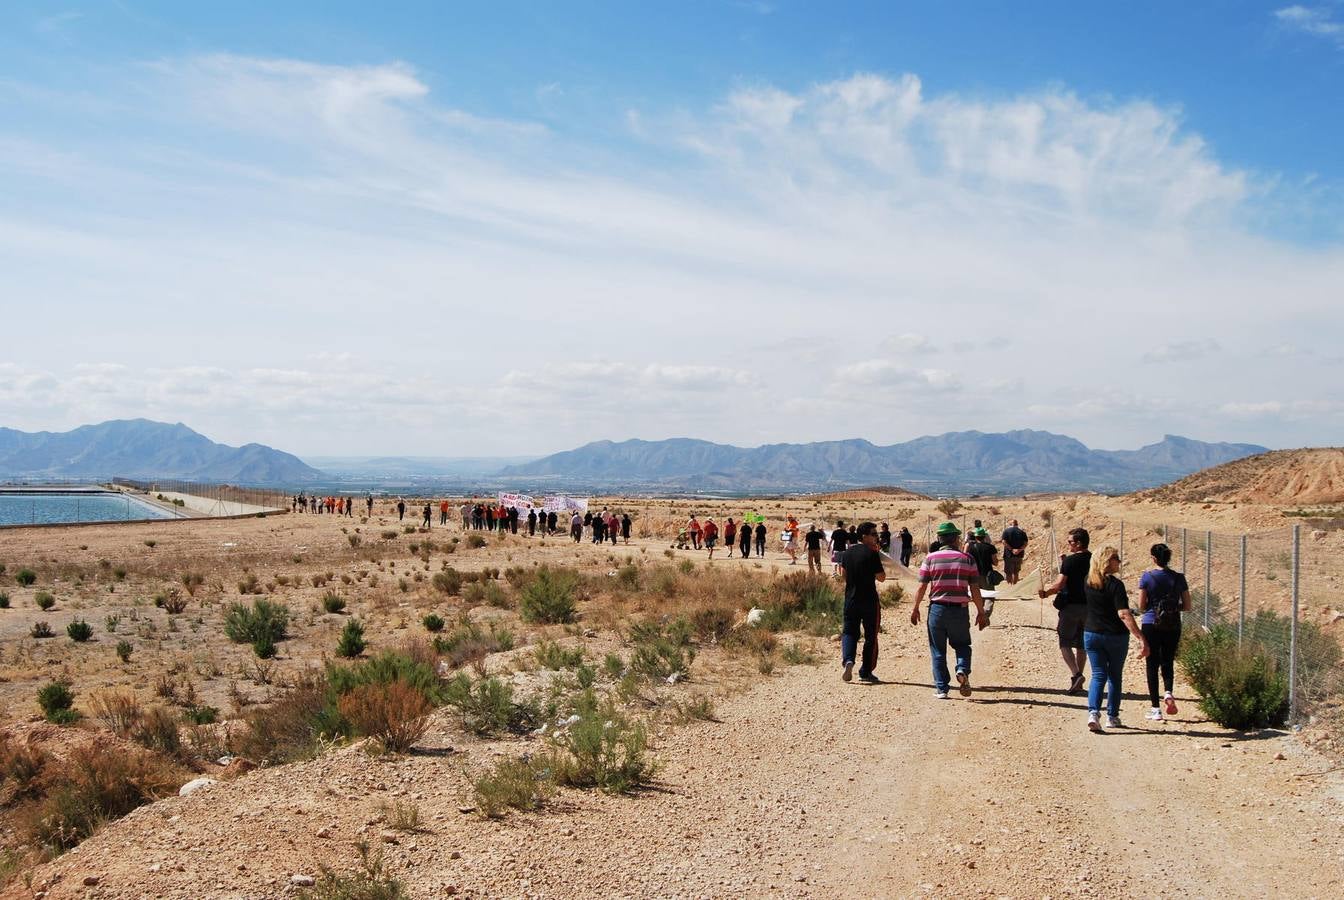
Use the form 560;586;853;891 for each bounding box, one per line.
1;2;1342;456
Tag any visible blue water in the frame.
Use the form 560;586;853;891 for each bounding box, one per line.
0;493;176;526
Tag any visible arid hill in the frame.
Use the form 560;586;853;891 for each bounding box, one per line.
808;486;931;502
1142;448;1344;505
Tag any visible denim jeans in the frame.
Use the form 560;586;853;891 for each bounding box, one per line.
927;602;972;692
1083;631;1129;717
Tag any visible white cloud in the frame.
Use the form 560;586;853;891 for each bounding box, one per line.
0;58;1341;455
1276;6;1344;46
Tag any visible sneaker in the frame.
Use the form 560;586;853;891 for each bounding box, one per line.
1145;708;1164;722
934;689;950;699
1087;711;1102;732
1068;672;1085;694
956;671;972;697
841;662;854;683
859;673;882;684
1106;715;1123;729
1164;693;1178;716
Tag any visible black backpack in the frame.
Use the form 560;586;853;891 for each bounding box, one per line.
1151;570;1184;630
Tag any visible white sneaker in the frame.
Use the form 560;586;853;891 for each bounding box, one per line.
1106;715;1123;729
934;689;949;699
1087;711;1102;732
1145;708;1164;721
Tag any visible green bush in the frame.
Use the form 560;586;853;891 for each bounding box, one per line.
431;569;462;595
67;619;93;642
463;579;509;608
34;591;55;611
1180;625;1288;729
336;620;367;658
16;568;36;587
0;591;8;608
328;650;443;705
548;689;655;794
628;618;696;681
533;639;584;670
298;842;408;900
252;635;277;659
757;572;842;635
433;618;514;668
38;682;75;723
472;755;555;818
466;533;486;549
223;599;290;645
30;621;54;639
183;705;219;725
519;566;578;624
322;592;348;614
1242;609;1343;704
116;640;133;663
442;673;537;736
422;613;445;633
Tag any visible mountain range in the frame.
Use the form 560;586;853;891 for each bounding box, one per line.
0;420;321;484
500;431;1269;494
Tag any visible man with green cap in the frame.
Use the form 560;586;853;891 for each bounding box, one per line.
910;521;989;699
966;527;999;620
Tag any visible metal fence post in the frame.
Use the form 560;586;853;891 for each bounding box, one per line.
1119;520;1125;561
1238;534;1247;645
1181;527;1188;590
1290;524;1300;724
1204;529;1212;629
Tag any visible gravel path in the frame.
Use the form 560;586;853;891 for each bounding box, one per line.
12;577;1344;899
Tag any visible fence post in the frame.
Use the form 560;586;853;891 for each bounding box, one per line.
1119;520;1125;561
1238;534;1247;645
1290;524;1300;724
1204;530;1212;629
1181;527;1188;587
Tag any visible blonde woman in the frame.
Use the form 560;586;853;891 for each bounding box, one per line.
1082;546;1148;732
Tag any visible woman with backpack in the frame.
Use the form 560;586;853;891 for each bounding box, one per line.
1137;543;1191;722
1082;545;1148;732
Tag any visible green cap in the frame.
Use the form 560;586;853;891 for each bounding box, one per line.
975;527;989;537
936;521;961;537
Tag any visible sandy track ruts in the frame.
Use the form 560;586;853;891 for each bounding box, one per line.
11;574;1344;899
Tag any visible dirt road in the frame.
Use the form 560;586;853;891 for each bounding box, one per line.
15;574;1344;899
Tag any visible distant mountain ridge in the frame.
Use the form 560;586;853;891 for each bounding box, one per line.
501;431;1268;494
0;420;322;484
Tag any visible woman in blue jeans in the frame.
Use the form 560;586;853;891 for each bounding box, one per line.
1081;546;1148;732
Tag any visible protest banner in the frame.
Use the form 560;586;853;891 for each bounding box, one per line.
541;495;589;514
498;492;535;513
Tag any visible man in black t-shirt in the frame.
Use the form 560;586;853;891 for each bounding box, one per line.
840;522;887;684
754;522;767;557
829;521;849;577
966;528;999;619
1001;520;1029;585
804;523;827;574
1039;527;1092;694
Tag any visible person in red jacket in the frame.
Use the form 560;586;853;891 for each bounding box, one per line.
703;518;720;559
723;518;737;558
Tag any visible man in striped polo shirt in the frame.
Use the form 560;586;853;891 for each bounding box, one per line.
910;521;989;699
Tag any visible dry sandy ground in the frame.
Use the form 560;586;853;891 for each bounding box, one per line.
9;570;1344;899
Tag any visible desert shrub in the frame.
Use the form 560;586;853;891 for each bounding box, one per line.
253;636;277;659
689;605;734;642
667;695;717;724
615;564;640;590
519;566;578;624
548;689;655;794
472;755;555;818
322;592;348;614
781;643;818;665
66;619;93;642
463;579;508;608
347;534;362;548
724;625;777;658
381;529;398;540
30;621;54;639
183;705;218;725
466;533;486;549
23;744;185;852
603;652;625;678
179;572;204;595
1181;625;1288;729
0;734;50;798
337;681;431;753
677;558;695;575
132;705;183;756
628;618;696;682
89;690;144;737
327;650;443;705
311;572;331;588
935;499;962;517
232;670;336;765
442;673;537;736
533;639;584;670
236;573;260;594
15;568;36;587
756;572;842;635
651;568;679;597
336;620;367;658
432;569;462;595
298;841;408;900
157;589;187;614
433;618;515;669
422;613;445;633
0;591;8;608
34;591;55;611
381;799;422;833
115;639;133;662
37;682;76;723
223;599;290;645
1242;609;1343;703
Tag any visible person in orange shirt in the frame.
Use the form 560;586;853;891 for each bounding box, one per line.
439;499;450;526
784;515;800;565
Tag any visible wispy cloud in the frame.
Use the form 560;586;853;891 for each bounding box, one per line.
1141;339;1222;364
1275;5;1344;47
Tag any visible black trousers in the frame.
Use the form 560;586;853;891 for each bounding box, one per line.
1141;623;1181;706
755;537;765;556
842;600;880;677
